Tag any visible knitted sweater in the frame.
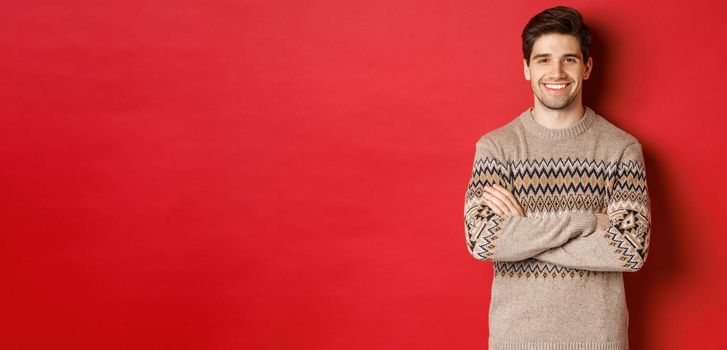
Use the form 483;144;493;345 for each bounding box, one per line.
464;106;651;350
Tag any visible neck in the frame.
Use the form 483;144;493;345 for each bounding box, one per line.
530;99;585;129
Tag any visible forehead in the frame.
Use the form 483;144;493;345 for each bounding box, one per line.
531;33;581;57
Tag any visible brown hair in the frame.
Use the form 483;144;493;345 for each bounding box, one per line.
522;6;591;66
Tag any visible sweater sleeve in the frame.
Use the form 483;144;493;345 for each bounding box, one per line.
464;136;598;262
531;143;652;272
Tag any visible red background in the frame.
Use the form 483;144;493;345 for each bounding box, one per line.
2;1;726;349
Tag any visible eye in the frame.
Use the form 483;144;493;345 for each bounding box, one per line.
565;58;577;63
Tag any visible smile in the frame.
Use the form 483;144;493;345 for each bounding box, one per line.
542;83;570;93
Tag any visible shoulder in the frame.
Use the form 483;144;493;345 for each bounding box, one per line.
591;110;646;162
474;115;522;152
593;110;641;146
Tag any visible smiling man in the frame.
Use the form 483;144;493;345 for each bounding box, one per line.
527;33;591;119
464;6;651;350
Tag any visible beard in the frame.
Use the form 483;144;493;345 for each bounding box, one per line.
534;82;577;110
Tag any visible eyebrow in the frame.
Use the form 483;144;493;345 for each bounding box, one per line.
532;53;581;60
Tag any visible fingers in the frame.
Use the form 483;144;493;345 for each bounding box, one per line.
594;213;610;230
484;184;525;216
487;184;521;215
483;190;508;216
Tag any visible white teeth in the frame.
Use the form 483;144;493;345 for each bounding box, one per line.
545;84;567;89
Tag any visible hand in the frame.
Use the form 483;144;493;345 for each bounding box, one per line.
594;213;610;230
483;184;525;217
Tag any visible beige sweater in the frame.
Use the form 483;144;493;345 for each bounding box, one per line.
464;106;651;350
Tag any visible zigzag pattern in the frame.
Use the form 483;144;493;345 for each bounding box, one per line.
464;156;650;277
603;159;650;271
465;157;510;201
610;160;649;209
493;260;606;279
465;157;509;259
510;157;617;197
465;205;505;259
520;194;608;213
603;209;650;271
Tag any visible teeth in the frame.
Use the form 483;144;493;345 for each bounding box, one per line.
545;84;567;89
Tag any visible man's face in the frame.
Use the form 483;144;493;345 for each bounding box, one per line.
523;33;592;110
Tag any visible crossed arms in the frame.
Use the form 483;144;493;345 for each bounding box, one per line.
463;136;651;272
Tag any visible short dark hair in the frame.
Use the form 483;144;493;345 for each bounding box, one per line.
521;6;591;66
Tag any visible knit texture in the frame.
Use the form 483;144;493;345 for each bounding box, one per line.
464;106;651;350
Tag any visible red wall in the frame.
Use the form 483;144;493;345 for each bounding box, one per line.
2;1;726;349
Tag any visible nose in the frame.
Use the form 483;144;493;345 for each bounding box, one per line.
550;61;566;79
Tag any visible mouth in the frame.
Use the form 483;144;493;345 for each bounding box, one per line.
542;82;570;94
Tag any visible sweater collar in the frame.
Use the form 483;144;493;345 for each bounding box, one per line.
518;106;598;140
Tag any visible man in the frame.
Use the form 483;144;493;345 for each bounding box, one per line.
464;6;651;349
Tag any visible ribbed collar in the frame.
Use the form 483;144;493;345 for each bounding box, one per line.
518;106;598;140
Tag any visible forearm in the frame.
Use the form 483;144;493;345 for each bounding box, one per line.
532;209;650;272
465;206;597;261
531;143;652;272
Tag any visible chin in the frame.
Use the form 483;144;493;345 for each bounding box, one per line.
538;96;576;110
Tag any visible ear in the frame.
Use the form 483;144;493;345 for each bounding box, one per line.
583;56;593;80
523;58;531;81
